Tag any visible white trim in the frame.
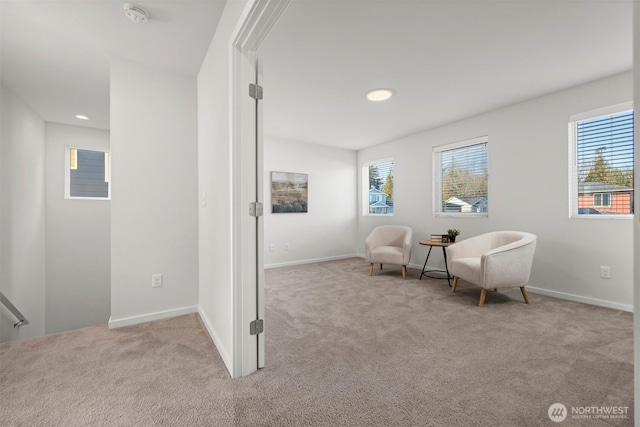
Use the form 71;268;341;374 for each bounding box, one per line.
233;0;289;51
570;214;633;220
433;135;488;153
362;158;394;216
232;47;255;379
197;306;233;377
432;145;439;216
407;262;445;272
265;254;358;269
362;157;393;168
433;136;489;217
64;145;111;200
526;287;632;313
434;213;489;218
107;306;198;329
569;101;633;123
231;0;290;379
65;197;111;201
266;257;632;313
568;105;634;218
568;122;577;218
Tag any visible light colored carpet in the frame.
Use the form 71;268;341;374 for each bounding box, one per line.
0;258;633;426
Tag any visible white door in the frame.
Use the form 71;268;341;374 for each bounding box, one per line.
233;0;290;378
255;55;265;369
238;50;265;375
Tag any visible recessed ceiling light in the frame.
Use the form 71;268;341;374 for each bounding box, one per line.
123;3;149;23
366;89;394;102
75;115;90;120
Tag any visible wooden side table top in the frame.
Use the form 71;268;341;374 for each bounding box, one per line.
419;239;455;247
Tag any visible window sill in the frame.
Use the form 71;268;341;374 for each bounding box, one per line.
434;213;488;218
365;214;394;217
65;196;111;201
571;214;632;220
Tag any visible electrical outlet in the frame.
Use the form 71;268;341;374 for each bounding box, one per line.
152;273;163;288
285;243;290;251
600;266;611;279
201;192;207;206
269;244;276;252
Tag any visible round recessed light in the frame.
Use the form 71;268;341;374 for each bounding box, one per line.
75;115;90;120
366;89;393;102
123;3;149;23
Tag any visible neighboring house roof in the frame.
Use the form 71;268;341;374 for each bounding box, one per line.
369;201;389;208
369;188;386;195
578;182;633;193
458;196;487;206
444;197;468;207
445;196;487;207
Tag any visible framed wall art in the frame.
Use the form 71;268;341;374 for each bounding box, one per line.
271;171;308;213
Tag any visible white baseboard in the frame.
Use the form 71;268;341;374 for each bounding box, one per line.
356;257;440;273
265;254;358;269
108;306;198;329
526;286;633;313
407;258;631;312
197;307;234;377
408;261;445;271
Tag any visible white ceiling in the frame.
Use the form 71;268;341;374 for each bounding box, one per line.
260;0;633;150
1;0;226;130
0;1;632;145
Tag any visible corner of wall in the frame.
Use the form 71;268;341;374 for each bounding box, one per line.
197;306;234;377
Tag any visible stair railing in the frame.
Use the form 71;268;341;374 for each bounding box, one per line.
0;291;29;328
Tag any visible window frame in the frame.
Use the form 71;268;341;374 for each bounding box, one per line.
568;102;633;219
362;157;394;217
65;145;111;201
432;136;489;218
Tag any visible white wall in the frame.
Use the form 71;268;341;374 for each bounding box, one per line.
264;137;357;267
358;71;633;311
109;59;199;327
44;123;110;334
0;86;46;342
197;0;254;376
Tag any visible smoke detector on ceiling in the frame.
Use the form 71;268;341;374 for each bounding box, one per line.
123;3;149;23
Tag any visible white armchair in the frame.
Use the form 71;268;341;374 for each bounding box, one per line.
365;225;413;279
446;231;537;307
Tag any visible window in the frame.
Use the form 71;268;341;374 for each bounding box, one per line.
570;103;633;217
65;147;110;199
363;159;393;215
593;193;611;207
433;136;488;216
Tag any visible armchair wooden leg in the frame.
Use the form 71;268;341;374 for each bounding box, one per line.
380;264;383;270
451;277;458;293
402;265;407;280
369;263;374;276
478;289;487;307
520;286;530;304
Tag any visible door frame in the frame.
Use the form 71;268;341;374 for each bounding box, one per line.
231;0;289;378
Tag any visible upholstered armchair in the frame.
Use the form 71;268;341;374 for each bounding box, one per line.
446;231;537;307
365;225;413;279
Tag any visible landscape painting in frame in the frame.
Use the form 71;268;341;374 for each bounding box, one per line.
271;171;308;213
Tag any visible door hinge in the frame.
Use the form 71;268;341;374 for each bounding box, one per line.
249;202;263;217
249;83;263;100
250;319;264;335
